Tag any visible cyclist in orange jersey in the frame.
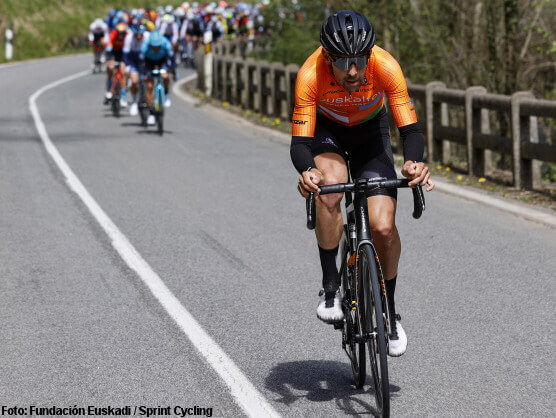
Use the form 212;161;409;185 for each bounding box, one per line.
292;10;434;357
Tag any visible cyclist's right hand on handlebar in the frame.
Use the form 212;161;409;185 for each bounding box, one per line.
298;168;323;198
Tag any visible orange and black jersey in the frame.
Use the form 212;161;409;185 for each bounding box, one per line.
292;45;417;136
290;45;424;173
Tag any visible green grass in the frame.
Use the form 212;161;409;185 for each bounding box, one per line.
0;1;185;63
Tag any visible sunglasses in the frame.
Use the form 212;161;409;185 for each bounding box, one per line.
328;53;369;71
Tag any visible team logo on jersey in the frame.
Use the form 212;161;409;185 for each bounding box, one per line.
323;89;344;96
322;92;381;105
322;137;338;147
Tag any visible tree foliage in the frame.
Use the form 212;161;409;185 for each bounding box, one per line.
258;0;555;98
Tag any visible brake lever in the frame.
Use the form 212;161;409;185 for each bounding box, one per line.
306;192;316;230
412;185;425;219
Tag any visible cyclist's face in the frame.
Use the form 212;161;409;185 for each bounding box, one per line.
324;51;367;92
151;45;161;53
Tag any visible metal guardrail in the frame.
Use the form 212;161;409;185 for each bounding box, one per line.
198;39;556;190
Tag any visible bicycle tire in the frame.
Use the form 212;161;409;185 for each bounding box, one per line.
139;107;148;127
156;89;164;135
339;230;366;388
112;83;121;118
358;244;390;417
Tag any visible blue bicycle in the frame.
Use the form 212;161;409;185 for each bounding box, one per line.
152;67;166;136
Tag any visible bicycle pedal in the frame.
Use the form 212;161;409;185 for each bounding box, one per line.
333;322;344;330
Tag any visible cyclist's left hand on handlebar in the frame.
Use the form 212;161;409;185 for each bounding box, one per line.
298;168;323;198
402;161;435;191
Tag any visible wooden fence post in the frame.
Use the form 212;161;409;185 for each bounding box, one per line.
271;62;285;119
256;60;270;114
440;102;450;165
425;82;445;162
465;86;487;176
482;108;493;176
285;64;299;121
511;91;535;189
244;59;257;110
530;116;541;189
229;57;240;105
221;57;230;103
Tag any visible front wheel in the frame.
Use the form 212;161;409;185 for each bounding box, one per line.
358;244;390;417
339;230;366;388
156;89;164;135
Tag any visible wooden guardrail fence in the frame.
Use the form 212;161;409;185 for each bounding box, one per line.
196;39;555;190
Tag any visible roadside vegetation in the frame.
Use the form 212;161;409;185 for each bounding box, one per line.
256;0;555;99
0;1;185;63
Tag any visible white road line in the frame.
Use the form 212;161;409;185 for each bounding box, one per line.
29;70;280;418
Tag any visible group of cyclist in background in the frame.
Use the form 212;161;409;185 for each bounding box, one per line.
88;2;265;126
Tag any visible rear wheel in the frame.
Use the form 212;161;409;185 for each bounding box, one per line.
358;244;390;417
112;83;121;118
139;106;148;127
339;230;366;388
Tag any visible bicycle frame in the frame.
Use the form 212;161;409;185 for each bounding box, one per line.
152;68;166;112
110;62;123;94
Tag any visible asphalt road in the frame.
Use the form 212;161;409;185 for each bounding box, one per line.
1;54;554;417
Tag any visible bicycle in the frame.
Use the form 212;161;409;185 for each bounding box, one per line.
306;176;425;417
151;67;166;136
110;61;124;118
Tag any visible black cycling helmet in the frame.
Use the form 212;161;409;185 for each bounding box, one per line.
320;10;375;56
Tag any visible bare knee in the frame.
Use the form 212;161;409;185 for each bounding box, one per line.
317;175;344;213
371;221;396;246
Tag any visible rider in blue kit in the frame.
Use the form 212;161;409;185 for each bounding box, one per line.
140;30;174;125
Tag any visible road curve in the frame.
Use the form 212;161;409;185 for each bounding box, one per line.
1;54;554;417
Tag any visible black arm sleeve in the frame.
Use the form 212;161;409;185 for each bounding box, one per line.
290;136;315;174
398;122;425;162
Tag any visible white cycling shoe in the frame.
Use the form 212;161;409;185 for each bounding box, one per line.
105;91;113;100
129;102;138;116
164;97;171;108
147;114;156;126
120;98;128;108
388;314;407;357
316;289;344;323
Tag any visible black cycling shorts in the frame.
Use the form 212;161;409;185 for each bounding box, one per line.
311;107;397;199
144;57;170;79
108;50;123;62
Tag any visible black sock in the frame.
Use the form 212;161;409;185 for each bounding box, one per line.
385;275;397;317
318;246;340;296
